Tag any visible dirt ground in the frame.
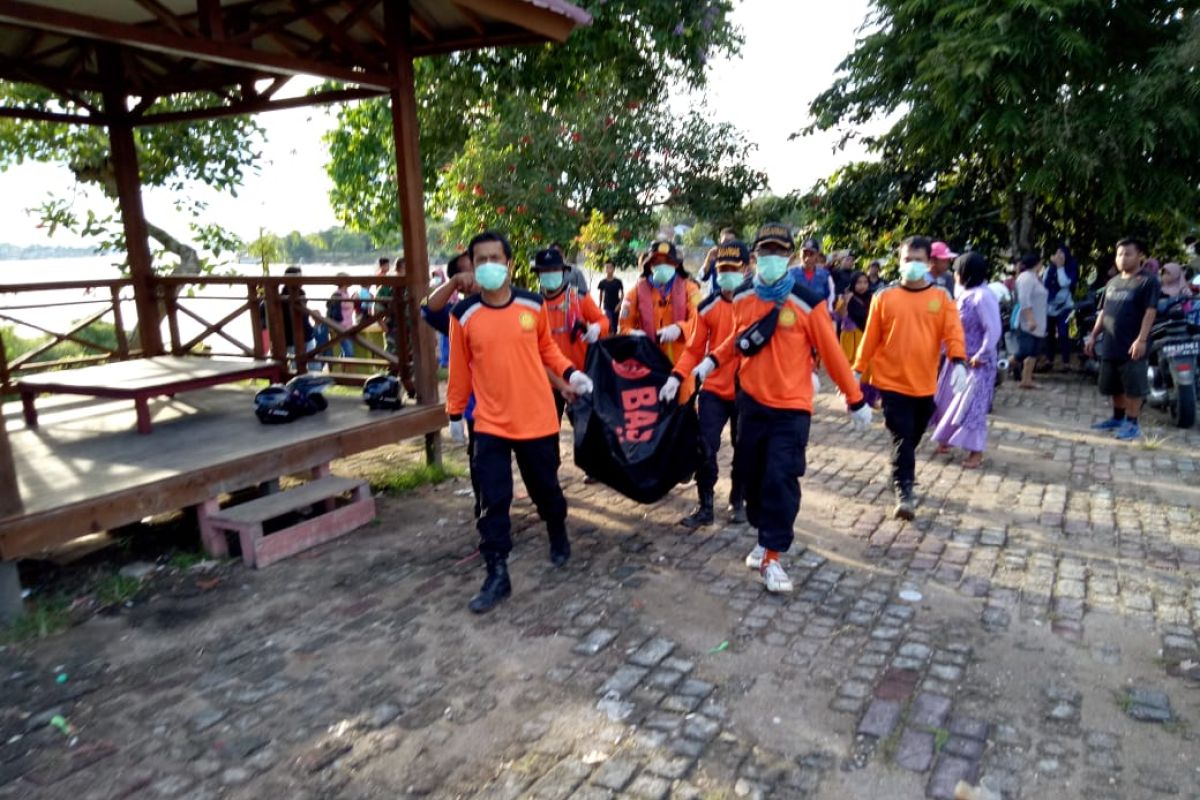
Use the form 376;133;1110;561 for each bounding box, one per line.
2;370;1199;799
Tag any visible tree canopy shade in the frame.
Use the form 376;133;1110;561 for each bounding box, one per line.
805;0;1200;264
325;0;764;273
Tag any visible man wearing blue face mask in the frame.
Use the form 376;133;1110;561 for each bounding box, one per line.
666;240;752;528
532;247;608;420
448;231;596;613
686;224;873;594
854;235;968;521
619;240;700;367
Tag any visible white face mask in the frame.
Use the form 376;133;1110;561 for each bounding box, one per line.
900;261;929;283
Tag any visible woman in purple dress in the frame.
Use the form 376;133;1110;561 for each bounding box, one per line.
932;252;1002;468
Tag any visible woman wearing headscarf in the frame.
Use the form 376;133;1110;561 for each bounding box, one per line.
932;252;1002;469
835;270;881;407
1042;244;1077;371
1157;261;1193;314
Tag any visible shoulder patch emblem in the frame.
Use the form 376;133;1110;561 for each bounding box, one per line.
519;311;536;331
927;298;942;313
779;307;797;327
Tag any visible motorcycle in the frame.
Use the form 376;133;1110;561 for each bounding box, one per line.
1146;295;1199;428
1068;293;1100;377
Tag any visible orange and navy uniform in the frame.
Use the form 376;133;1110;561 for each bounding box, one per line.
618;278;701;364
853;284;967;397
543;288;609;371
448;289;577;440
674;290;739;401
709;283;865;411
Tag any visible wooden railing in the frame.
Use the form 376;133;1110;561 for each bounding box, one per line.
0;274;421;395
0;279;137;391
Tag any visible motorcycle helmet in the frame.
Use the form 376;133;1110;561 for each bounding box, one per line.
254;384;296;424
285;374;334;415
363;373;403;411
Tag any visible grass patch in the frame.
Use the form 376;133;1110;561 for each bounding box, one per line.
96;574;141;607
932;726;950;753
168;550;208;570
1;596;71;644
1139;429;1169;450
369;461;465;494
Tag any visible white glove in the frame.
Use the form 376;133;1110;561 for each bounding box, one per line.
658;324;682;343
568;371;594;396
811;373;821;395
692;356;716;381
850;404;873;430
950;363;969;394
628;329;647;337
583;322;601;344
853;371;862;383
659;376;681;403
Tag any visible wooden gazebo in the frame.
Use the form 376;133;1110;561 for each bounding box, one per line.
0;0;590;617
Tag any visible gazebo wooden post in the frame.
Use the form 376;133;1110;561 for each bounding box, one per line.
385;0;441;467
0;417;23;621
103;88;163;357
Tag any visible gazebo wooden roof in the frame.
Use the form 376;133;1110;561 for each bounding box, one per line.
0;0;591;123
0;0;590;535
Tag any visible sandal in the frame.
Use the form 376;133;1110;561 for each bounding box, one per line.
934;444;952;455
962;454;983;469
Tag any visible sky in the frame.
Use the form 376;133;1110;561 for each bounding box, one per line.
0;0;878;250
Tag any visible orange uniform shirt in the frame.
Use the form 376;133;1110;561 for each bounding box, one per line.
709;284;864;412
618;278;700;364
542;288;610;371
674;291;738;400
853;284;967;397
448;289;576;440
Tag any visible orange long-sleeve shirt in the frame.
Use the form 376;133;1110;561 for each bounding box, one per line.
674;291;739;400
853;284;967;397
542;288;610;371
709;284;864;412
448;289;576;440
618;278;700;364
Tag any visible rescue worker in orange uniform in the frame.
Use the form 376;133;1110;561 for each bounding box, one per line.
532;247;609;419
683;223;873;594
448;231;595;614
853;235;968;521
667;240;751;528
619;239;700;365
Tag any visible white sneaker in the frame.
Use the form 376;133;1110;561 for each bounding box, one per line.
760;560;794;593
745;544;765;570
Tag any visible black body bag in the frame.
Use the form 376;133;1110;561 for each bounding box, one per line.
572;335;699;504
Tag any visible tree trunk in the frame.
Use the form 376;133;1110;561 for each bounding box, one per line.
145;220;201;275
1018;194;1035;254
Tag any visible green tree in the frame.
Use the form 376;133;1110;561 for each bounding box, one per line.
0;82;261;274
805;0;1200;263
246;229;283;276
325;1;764;279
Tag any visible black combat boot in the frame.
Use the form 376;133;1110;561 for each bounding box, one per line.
680;489;715;529
727;485;747;524
549;529;571;567
468;554;512;613
893;482;916;522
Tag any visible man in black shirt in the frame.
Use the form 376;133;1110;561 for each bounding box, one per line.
1084;238;1159;441
595;261;624;335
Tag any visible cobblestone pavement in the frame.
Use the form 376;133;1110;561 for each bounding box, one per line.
3;374;1200;799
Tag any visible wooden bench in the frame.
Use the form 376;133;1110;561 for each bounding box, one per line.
17;355;282;434
197;474;375;568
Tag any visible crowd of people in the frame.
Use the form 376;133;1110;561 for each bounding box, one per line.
331;226;1192;613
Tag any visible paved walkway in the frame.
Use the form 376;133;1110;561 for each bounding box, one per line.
2;373;1199;799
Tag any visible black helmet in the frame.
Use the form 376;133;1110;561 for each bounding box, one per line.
645;239;682;267
363;373;402;411
254;385;296;424
285;374;334;415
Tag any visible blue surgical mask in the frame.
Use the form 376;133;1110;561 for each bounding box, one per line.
652;264;676;285
900;260;929;283
717;271;743;292
539;271;565;292
756;255;789;284
475;261;508;291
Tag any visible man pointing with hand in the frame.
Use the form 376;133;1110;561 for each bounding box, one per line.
683;223;872;594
